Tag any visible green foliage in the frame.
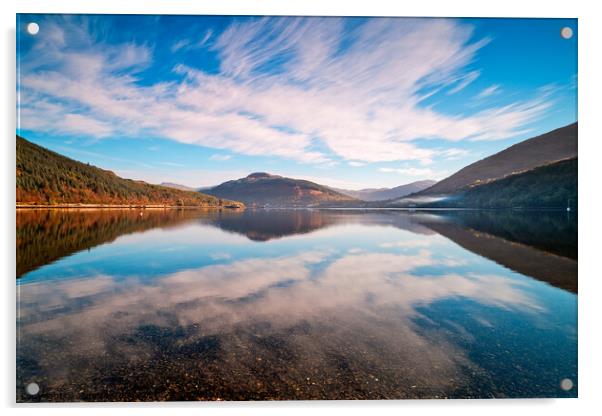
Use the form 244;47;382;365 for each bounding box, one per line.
16;136;243;207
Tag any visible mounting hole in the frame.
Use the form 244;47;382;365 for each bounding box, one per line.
27;22;39;36
560;378;573;391
560;27;573;40
25;382;40;395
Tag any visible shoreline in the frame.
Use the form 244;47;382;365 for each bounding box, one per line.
16;204;244;210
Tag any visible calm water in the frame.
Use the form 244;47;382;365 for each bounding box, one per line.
16;208;577;401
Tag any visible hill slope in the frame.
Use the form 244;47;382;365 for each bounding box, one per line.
205;172;358;207
335;180;437;201
16;136;243;208
394;158;577;209
452;157;577;208
418;123;577;195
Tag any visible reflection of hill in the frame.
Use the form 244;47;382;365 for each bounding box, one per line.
324;211;437;235
210;209;338;241
17;209;205;277
424;219;577;293
345;210;577;266
209;209;437;241
18;209;578;294
437;210;577;260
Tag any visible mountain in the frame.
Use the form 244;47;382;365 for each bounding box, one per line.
417;122;577;196
334;180;437;201
392;157;577;209
160;182;200;192
449;158;577;209
204;172;358;207
16;136;244;208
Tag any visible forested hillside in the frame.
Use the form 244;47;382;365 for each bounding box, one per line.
431;158;577;209
16;136;243;207
418;123;577;196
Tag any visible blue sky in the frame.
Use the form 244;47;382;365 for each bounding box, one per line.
17;15;577;189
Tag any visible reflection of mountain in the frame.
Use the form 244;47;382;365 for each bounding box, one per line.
209;209;338;241
427;222;577;293
18;209;577;294
209;209;438;241
17;209;205;277
17;209;577;400
417;211;577;293
434;210;577;260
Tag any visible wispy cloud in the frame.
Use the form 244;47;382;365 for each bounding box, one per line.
170;39;190;53
476;84;501;99
209;154;232;161
18;16;553;166
438;148;470;160
447;70;481;94
171;29;214;53
379;167;447;179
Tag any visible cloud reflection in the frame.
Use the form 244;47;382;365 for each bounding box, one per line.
18;243;542;400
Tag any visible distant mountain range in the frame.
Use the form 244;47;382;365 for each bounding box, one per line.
16;122;578;209
163;178;436;203
416;123;577;196
159;182;200;192
158;123;577;209
204;172;358;207
16;136;244;208
333;180;437;201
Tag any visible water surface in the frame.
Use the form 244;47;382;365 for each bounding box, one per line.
17;208;577;401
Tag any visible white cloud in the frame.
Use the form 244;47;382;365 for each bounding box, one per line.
18;17;553;165
447;70;481;94
170;39;190;53
61;114;114;137
379;167;447;179
476;84;501;99
438;148;470;160
209;154;232;161
170;30;214;53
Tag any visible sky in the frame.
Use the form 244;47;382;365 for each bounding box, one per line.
17;14;577;190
